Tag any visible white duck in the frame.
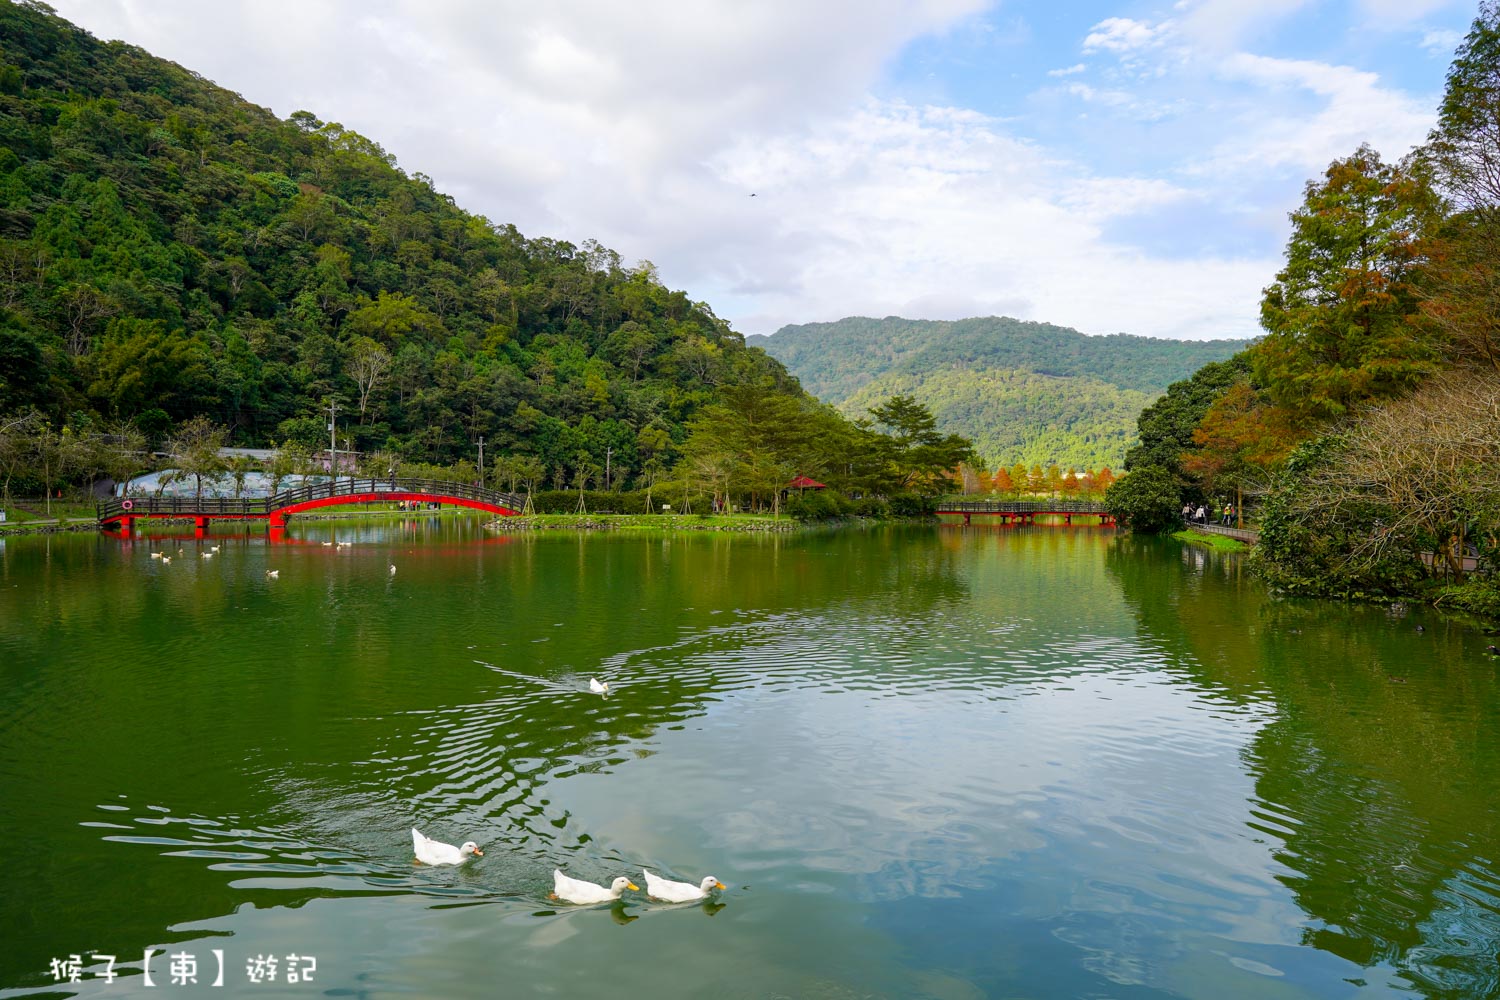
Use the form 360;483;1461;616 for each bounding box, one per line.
389;564;397;575
642;869;725;902
589;677;609;695
551;869;638;905
266;569;279;579
411;827;482;866
150;552;162;560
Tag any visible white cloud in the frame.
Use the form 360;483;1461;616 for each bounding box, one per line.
1048;63;1088;77
1062;82;1186;122
710;101;1270;340
1420;27;1463;54
1082;17;1166;54
1205;53;1434;173
1357;0;1454;24
1173;0;1311;50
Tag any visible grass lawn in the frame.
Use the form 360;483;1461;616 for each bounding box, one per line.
1;501;98;526
1172;529;1248;552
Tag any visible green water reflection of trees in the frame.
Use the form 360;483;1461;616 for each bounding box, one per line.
1106;535;1500;998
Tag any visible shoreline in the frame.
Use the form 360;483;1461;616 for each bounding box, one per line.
0;509;846;537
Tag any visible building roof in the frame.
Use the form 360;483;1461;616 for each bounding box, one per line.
788;475;827;489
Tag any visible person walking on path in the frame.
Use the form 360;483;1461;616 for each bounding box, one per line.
1195;504;1207;524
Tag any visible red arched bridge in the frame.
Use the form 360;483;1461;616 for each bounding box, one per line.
98;478;525;534
936;499;1115;526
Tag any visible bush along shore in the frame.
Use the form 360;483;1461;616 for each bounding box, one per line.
487;513;802;533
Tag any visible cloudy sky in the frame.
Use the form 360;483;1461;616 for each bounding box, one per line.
50;1;1476;341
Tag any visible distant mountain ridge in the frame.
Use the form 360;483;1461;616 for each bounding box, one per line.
747;316;1251;469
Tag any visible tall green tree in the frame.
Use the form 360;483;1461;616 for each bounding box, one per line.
1421;3;1500;373
1426;2;1500;219
166;416;227;499
867;394;975;494
1124;356;1248;476
1256;145;1442;425
1180;379;1297;525
1104;467;1181;534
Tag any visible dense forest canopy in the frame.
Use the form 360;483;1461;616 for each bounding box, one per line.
0;0;896;500
840;366;1152;472
750;316;1248;469
750;316;1249;402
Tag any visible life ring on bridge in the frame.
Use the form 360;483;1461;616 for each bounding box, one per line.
121;499;134;511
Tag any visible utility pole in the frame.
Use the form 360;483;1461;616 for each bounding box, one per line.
477;436;485;487
327;400;339;480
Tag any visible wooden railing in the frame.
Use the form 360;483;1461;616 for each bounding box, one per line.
98;478;525;521
937;500;1109;513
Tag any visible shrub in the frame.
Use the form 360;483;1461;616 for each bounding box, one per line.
1104;466;1181;534
786;490;856;520
1435;579;1500;617
888;493;936;517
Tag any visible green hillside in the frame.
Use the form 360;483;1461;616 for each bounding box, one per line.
842;367;1154;471
0;0;804;485
749;316;1250;469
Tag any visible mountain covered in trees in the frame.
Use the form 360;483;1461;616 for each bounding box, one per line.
1;0;930;502
748;317;1249;469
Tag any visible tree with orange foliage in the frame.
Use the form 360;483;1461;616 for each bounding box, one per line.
1256;145;1440;426
1181;380;1299;525
992;466;1015;495
1094;467;1116;493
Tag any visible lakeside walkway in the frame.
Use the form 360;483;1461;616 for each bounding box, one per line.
1186;522;1260;544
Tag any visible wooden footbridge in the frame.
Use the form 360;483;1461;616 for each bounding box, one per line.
936;500;1116;526
98;478;524;534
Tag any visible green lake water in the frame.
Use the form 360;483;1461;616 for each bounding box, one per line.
1;518;1498;998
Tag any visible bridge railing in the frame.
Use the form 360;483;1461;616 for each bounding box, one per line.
99;478;526;521
938;500;1109;513
98;494;273;519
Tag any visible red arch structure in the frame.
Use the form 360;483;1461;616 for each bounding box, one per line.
99;478;524;534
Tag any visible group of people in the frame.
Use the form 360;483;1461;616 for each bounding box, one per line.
1182;502;1236;526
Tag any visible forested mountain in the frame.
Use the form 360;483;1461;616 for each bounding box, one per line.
842;367;1153;472
0;0;811;488
749;316;1248;468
